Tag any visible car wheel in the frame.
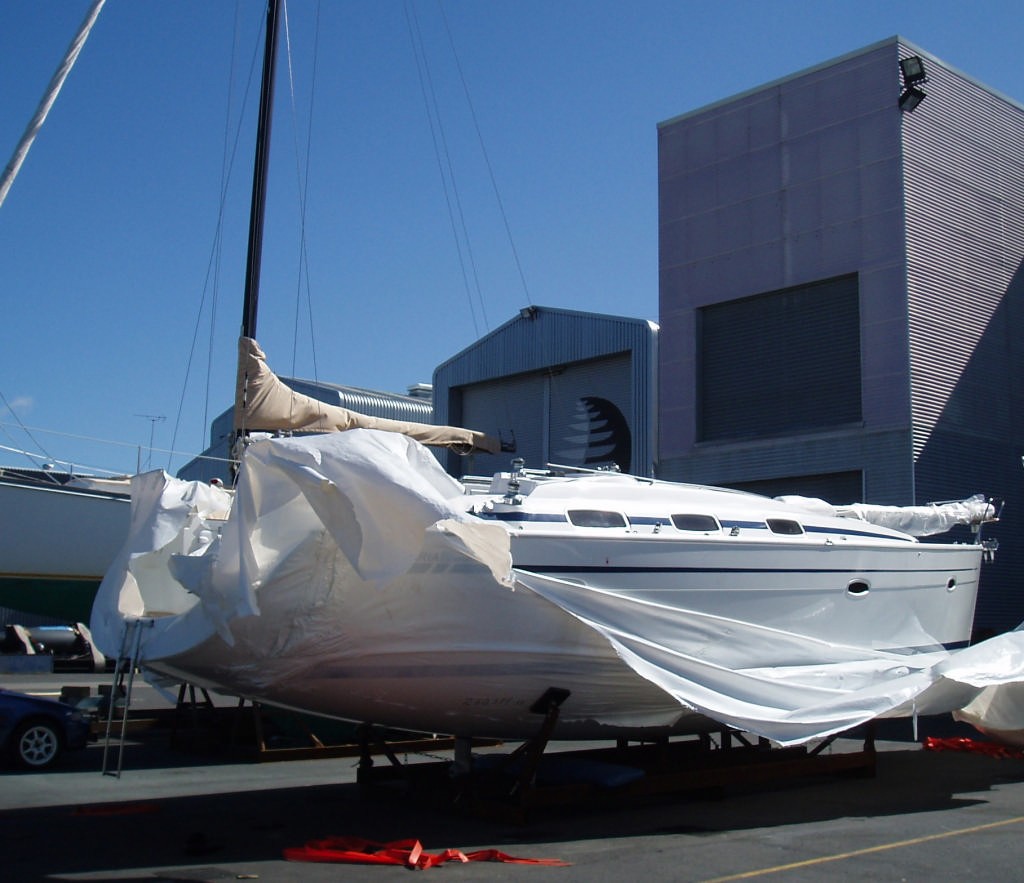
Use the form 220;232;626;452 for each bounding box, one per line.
12;719;63;769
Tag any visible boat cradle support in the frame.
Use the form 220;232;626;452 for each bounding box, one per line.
354;688;878;823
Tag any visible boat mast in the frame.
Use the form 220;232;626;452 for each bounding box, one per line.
234;0;281;464
240;0;281;340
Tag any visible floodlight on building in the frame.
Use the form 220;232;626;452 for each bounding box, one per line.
899;55;928;86
899;86;927;113
898;55;929;112
519;305;538;320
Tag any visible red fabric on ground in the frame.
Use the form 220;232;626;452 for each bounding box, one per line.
923;736;1024;759
284;835;569;868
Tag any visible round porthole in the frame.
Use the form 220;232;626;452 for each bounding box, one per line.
947;577;957;592
847;579;870;597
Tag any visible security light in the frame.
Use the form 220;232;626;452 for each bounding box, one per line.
899;86;927;113
898;55;929;112
899;55;928;86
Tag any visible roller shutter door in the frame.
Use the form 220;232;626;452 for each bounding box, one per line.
699;274;861;441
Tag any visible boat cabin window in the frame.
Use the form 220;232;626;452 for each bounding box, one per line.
767;518;804;535
567;509;627;528
671;514;720;532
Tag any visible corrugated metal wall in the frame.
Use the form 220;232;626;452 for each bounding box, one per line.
459;372;548;476
285;377;433;423
901;41;1024;631
699;275;861;441
903;44;1024;460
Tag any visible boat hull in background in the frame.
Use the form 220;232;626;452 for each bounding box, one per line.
0;476;130;621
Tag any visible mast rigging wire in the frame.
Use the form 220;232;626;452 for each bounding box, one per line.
167;2;263;469
436;0;533;310
282;1;324;382
404;1;488;339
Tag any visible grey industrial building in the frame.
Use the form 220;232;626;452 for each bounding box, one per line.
654;36;1024;633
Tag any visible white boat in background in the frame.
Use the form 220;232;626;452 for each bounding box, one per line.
0;468;130;622
89;0;1024;749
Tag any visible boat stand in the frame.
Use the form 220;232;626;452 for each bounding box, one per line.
165;690;499;762
355;688;878;823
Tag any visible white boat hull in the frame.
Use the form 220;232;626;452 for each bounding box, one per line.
0;476;130;620
141;531;704;740
509;534;981;653
89;432;1004;745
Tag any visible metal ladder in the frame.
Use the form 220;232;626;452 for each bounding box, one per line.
101;617;153;777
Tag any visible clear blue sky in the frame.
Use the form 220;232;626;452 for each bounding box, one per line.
1;0;1021;477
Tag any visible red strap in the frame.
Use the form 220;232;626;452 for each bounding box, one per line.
923;736;1024;759
465;848;568;865
284;836;568;868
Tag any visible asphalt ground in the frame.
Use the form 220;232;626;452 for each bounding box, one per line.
3;673;1024;881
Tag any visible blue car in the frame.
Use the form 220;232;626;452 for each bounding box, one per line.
0;688;91;769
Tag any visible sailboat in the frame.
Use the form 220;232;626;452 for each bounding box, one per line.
90;0;1024;747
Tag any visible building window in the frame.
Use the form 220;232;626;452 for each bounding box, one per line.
698;275;862;441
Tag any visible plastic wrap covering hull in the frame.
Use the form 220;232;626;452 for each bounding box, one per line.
90;431;1024;745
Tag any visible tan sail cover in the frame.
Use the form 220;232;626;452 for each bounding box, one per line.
234;337;500;453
